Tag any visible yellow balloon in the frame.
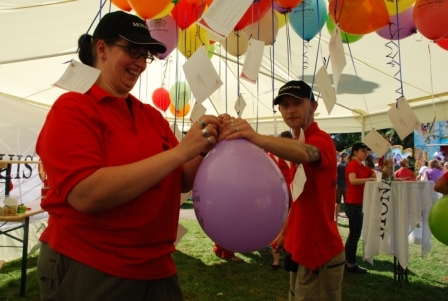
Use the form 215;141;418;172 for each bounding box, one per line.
275;10;288;29
384;0;415;16
152;3;174;19
178;24;210;58
221;31;249;57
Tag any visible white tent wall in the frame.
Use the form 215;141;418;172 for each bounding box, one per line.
0;94;48;261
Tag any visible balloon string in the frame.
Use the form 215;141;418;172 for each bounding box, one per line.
285;14;291;79
385;41;404;103
428;43;437;123
75;0;108;56
301;4;305;79
303;12;323;126
345;38;373;130
270;38;276;114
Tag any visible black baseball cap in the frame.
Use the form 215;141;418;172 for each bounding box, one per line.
93;11;166;54
351;142;371;153
273;80;315;105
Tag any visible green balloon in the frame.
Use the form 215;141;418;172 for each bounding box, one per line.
208;44;215;59
169;81;191;110
429;194;448;246
326;16;363;44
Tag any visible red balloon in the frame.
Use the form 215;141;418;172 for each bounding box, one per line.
171;0;206;30
329;0;389;35
413;0;448;41
186;0;213;6
234;0;272;31
436;36;448;51
274;0;303;10
152;87;171;112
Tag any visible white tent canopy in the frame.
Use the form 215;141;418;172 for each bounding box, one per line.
1;0;448;137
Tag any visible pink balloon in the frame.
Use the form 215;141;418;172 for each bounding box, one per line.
193;139;289;253
376;5;416;40
146;14;178;59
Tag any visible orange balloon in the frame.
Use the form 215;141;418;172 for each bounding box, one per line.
128;0;172;19
274;0;303;10
111;0;132;11
169;102;191;117
152;3;175;19
329;0;389;35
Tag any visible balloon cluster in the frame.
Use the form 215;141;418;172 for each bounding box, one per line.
152;81;192;114
115;0;448;117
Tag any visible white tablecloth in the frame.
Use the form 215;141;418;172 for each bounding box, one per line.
362;181;439;269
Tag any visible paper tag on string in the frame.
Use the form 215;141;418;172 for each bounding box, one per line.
291;128;307;202
174;224;188;247
53;60;100;93
387;96;421;140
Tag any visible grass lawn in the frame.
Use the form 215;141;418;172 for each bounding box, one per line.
1;213;447;300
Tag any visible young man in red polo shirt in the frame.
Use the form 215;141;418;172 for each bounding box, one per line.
220;80;345;301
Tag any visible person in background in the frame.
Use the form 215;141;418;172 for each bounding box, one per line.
267;130;293;270
394;159;415;180
434;170;448;194
424;159;444;182
344;142;376;274
335;152;347;222
213;243;244;262
36;11;222;301
364;154;376;171
416;160;428;181
219;80;345;301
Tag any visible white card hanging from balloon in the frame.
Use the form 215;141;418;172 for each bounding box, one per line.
53;60;100;93
362;129;390;158
387;96;421;140
171;122;183;142
174;224;188;247
180;191;192;205
329;25;346;93
315;65;337;114
190;101;206;123
240;39;265;84
183;46;223;104
234;94;246;117
197;0;254;39
291;128;307;202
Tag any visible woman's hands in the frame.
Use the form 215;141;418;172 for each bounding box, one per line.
179;115;222;160
218;114;259;144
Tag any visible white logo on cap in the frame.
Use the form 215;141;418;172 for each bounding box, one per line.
133;22;148;30
280;85;301;92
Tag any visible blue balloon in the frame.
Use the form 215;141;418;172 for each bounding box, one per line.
289;0;328;42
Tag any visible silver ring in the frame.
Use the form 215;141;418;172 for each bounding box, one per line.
198;119;206;128
235;126;239;132
201;128;208;137
207;137;212;145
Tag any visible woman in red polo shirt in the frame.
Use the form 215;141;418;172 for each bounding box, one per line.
344;142;375;274
36;11;221;301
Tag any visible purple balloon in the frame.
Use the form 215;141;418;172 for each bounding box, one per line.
376;6;417;40
146;14;178;60
193;139;289;253
273;1;290;14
